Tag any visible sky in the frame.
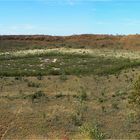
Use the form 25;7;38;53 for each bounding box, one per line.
0;0;140;35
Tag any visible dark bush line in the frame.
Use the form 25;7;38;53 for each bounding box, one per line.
0;61;140;77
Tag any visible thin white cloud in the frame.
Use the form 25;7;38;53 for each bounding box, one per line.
0;24;36;35
9;24;35;30
94;19;140;27
34;0;115;6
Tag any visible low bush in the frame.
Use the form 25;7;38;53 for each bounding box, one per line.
27;81;40;88
26;91;47;103
129;77;140;105
80;123;105;140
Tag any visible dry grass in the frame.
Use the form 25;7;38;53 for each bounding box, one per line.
0;68;140;139
1;48;140;60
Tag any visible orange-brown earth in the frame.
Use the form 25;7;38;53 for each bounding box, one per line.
0;34;140;51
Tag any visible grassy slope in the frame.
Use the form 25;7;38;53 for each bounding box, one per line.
0;51;140;76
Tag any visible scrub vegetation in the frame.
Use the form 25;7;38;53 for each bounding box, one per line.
0;35;140;139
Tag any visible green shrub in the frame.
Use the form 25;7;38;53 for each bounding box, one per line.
27;81;40;88
59;71;67;81
112;102;119;109
15;76;22;80
129;77;140;105
37;74;43;80
55;93;65;98
78;88;88;102
71;112;83;126
27;91;47;103
80;123;105;140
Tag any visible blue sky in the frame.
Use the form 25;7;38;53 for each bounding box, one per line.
0;0;140;35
